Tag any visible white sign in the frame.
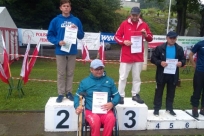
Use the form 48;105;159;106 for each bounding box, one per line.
18;29;101;50
131;35;142;53
64;26;77;44
77;32;100;50
92;92;108;114
61;41;72;53
164;59;178;74
18;28;53;45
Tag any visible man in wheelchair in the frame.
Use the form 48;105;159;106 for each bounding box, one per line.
74;59;120;136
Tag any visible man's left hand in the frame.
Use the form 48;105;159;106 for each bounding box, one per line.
177;62;182;67
141;29;147;37
101;102;113;111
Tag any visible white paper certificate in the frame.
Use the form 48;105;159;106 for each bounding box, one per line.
164;59;178;74
131;35;142;53
61;41;72;53
92;92;108;114
64;26;78;44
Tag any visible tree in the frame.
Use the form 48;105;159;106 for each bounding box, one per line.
149;0;203;36
200;4;204;36
71;0;122;32
0;0;123;32
173;0;200;35
0;0;60;29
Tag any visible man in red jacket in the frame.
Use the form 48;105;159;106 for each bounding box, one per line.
114;7;153;104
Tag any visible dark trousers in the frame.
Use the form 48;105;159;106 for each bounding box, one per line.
154;74;176;111
190;70;204;107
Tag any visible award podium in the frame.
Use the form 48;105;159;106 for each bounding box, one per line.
44;97;204;132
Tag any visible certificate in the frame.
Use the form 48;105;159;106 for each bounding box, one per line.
131;35;142;53
164;59;178;74
64;26;78;44
60;41;72;53
92;92;108;114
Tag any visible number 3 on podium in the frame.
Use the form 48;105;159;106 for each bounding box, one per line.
123;109;139;130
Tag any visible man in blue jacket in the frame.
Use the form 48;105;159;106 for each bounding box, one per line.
74;59;120;136
47;0;84;103
189;40;204;117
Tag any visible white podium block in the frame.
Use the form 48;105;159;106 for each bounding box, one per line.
185;109;204;129
116;98;148;130
44;97;78;132
147;110;197;130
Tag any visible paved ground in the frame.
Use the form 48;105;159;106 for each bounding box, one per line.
1;111;204;136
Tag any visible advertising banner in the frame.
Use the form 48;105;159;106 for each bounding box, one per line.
100;32;116;43
77;32;100;50
18;28;101;50
148;35;204;49
18;28;52;46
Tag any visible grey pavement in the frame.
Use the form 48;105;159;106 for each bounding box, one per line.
1;112;204;136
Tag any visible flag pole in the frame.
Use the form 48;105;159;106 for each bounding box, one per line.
6;78;14;99
167;0;172;33
16;77;24;98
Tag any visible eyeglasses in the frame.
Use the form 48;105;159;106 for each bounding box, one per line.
94;67;104;71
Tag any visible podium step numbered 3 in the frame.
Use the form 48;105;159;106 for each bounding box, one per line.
44;97;204;132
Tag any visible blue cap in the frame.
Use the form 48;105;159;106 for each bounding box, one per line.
90;59;105;69
166;31;178;38
130;7;141;14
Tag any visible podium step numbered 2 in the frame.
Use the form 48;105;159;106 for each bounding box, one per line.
44;97;204;132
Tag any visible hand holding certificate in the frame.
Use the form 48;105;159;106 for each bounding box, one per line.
61;40;72;53
163;59;178;74
92;92;108;114
61;26;78;53
130;31;143;53
131;35;142;53
64;26;78;44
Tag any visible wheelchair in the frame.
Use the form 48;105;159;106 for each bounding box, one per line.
78;107;119;136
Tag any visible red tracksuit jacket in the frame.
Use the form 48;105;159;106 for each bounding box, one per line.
114;18;153;63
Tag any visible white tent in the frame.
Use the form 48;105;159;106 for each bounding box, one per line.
0;7;18;61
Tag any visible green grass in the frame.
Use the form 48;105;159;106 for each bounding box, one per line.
0;58;194;111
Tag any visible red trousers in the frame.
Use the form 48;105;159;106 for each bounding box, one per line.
85;110;115;136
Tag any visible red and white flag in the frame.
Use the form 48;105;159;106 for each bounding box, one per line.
0;64;8;83
20;43;30;83
21;42;41;84
0;35;11;84
81;42;90;64
98;40;105;64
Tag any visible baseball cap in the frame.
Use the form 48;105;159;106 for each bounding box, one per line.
90;59;105;69
166;31;178;38
130;7;141;14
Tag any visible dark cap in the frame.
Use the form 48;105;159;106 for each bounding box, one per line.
130;7;140;14
166;31;178;38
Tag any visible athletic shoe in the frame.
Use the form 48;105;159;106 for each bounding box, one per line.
66;92;74;101
200;107;204;116
192;107;199;117
166;110;176;116
153;110;159;117
132;94;144;104
56;95;64;103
